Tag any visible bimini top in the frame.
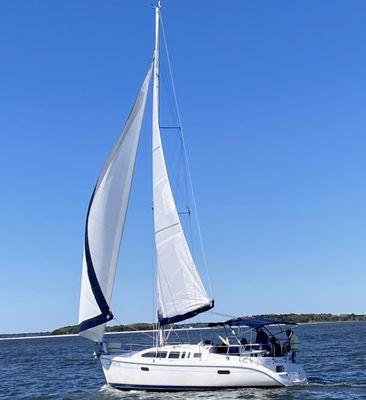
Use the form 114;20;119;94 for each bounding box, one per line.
208;317;296;329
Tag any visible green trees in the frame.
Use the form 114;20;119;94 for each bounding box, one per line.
49;314;366;335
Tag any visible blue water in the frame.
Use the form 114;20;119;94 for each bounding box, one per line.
0;322;365;399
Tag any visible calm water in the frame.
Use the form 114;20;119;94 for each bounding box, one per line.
0;322;365;400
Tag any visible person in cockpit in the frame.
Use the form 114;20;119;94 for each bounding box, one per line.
255;328;268;344
255;328;271;352
270;336;282;357
240;336;248;351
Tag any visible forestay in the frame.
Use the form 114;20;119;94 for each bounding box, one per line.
78;66;152;342
152;6;213;326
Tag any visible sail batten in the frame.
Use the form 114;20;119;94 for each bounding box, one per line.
152;6;213;326
78;65;152;343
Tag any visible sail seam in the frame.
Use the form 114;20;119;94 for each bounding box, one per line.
154;222;180;235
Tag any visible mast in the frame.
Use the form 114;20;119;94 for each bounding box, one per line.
153;1;163;346
153;1;161;136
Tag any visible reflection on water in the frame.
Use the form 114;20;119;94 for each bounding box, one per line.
0;322;365;400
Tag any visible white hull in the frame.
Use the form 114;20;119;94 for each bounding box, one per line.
100;344;308;391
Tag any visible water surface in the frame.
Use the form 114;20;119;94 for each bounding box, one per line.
0;322;365;399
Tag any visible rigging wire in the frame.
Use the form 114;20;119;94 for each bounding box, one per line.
159;57;189;216
113;316;155;339
210;311;237;319
150;204;158;347
159;11;213;300
159;77;182;195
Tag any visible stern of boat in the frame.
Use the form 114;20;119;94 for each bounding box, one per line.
274;361;308;386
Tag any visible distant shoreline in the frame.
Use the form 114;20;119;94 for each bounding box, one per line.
297;319;366;325
0;328;206;341
1;317;365;341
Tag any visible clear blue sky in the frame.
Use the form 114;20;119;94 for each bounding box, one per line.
1;0;365;333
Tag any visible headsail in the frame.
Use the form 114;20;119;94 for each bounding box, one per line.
152;5;214;326
78;65;152;342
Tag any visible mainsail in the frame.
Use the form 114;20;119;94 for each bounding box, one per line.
152;6;213;326
78;66;152;342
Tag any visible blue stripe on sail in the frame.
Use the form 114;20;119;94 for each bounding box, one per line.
79;187;113;334
78;313;112;333
158;300;214;326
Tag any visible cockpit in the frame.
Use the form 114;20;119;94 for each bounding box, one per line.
205;316;298;360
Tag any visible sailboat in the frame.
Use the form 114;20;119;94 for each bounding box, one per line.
78;3;308;390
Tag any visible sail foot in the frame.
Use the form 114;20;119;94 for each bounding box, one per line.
158;300;214;325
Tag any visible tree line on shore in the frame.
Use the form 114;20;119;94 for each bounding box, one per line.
49;313;366;336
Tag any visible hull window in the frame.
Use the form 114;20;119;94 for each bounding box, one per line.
142;352;157;358
141;351;167;358
217;370;230;375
